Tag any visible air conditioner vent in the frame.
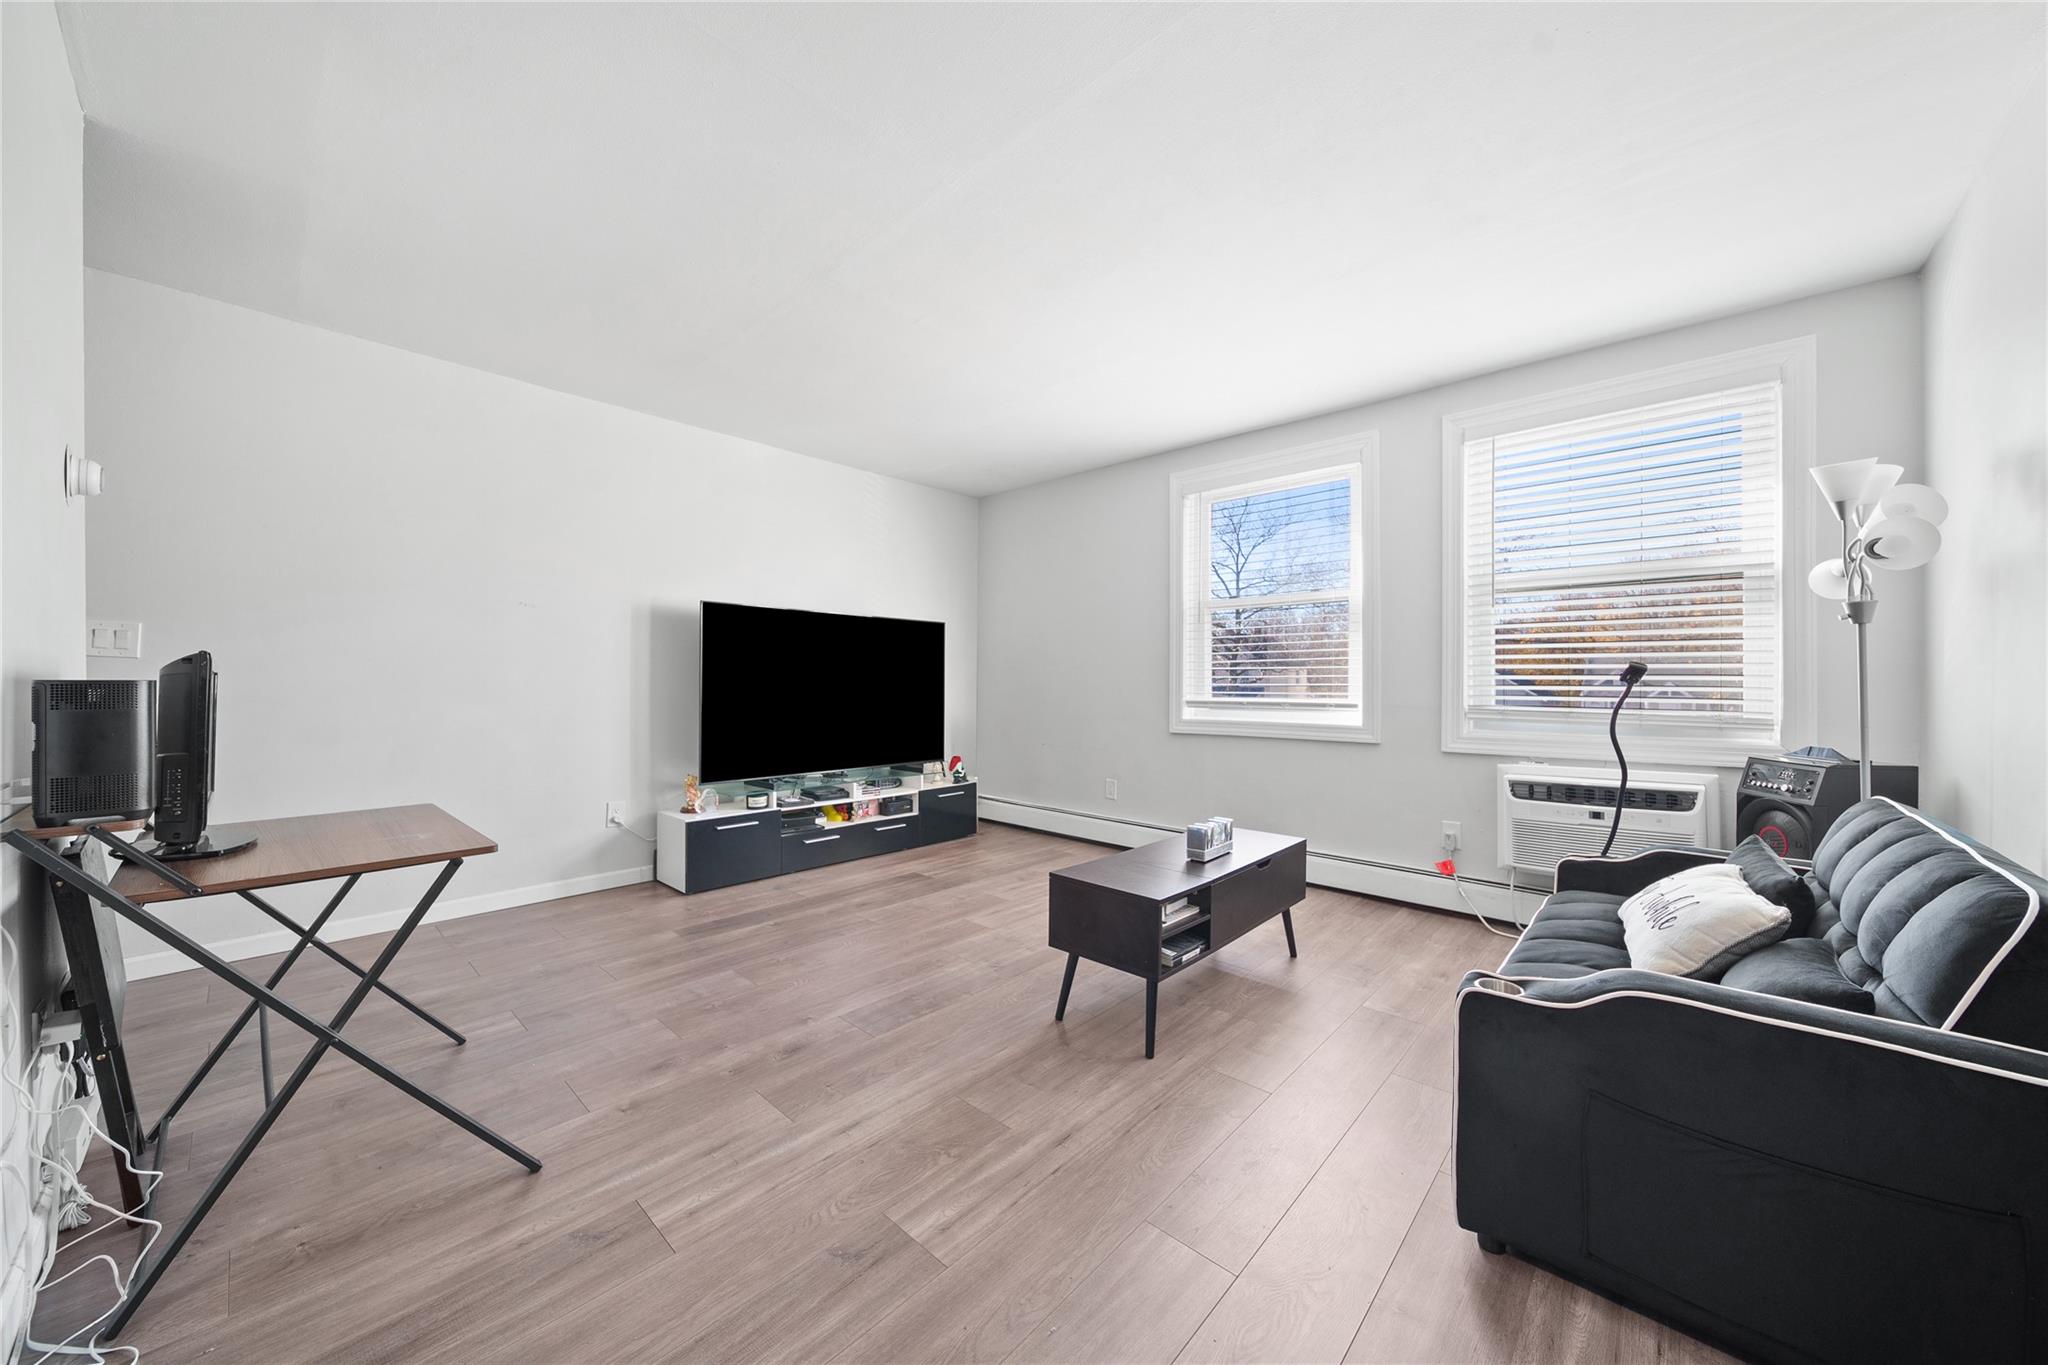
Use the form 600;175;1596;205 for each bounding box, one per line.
1507;781;1698;813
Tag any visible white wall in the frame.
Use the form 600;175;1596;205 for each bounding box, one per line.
978;278;1927;908
2;0;86;1345
84;270;978;972
1924;69;2048;869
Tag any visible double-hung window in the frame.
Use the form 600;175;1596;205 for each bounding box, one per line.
1444;340;1814;764
1171;435;1379;741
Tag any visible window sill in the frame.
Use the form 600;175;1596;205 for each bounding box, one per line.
1442;725;1774;770
1174;712;1379;744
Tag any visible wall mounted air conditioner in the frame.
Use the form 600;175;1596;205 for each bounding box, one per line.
1498;763;1722;875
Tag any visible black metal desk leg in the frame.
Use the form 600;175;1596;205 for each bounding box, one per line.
237;890;467;1044
1054;953;1078;1021
104;859;530;1339
257;1007;273;1104
1282;907;1298;958
147;874;363;1144
1145;978;1158;1059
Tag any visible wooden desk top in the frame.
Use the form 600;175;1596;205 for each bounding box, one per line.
109;804;496;904
2;809;148;840
1049;828;1305;903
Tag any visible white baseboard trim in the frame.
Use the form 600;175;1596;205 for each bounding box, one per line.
122;863;655;981
979;796;1539;928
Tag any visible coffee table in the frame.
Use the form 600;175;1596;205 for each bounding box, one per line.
1048;829;1307;1056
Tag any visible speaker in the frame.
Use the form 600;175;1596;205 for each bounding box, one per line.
31;679;156;827
1734;751;1918;860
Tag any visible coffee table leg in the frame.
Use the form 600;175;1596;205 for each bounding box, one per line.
1282;908;1298;958
1145;978;1158;1059
1054;953;1079;1021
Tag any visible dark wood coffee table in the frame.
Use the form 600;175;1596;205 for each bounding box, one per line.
1048;829;1307;1056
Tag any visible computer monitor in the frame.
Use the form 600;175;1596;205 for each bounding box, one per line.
147;650;254;860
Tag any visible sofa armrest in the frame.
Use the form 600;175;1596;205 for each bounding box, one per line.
1456;968;2048;1365
1552;846;1722;897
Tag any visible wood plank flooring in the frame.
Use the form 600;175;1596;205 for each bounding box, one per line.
31;823;1736;1364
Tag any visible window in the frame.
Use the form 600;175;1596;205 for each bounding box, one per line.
1443;340;1815;764
1171;436;1379;741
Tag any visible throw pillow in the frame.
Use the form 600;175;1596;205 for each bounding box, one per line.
1618;863;1791;979
1726;836;1819;936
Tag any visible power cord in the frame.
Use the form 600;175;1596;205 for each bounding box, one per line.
16;1085;162;1365
1450;864;1524;939
1;925;163;1364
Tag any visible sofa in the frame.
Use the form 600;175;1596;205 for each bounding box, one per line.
1455;797;2048;1365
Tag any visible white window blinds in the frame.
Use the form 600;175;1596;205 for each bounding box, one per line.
1457;382;1782;739
1175;456;1369;736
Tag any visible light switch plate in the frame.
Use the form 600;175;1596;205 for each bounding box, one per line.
87;620;143;658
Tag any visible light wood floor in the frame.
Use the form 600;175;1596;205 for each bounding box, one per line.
35;823;1735;1364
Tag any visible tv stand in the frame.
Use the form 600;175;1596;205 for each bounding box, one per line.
656;776;976;894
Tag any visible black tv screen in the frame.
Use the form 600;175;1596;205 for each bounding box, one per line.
699;602;944;781
154;649;217;848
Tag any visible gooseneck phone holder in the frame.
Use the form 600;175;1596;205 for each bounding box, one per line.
1599;661;1649;859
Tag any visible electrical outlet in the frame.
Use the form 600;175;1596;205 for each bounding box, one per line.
1104;778;1119;801
1441;820;1462;852
605;801;624;828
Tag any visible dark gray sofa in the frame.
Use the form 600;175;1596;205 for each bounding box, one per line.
1456;797;2048;1365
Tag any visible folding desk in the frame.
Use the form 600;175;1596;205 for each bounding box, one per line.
2;804;542;1338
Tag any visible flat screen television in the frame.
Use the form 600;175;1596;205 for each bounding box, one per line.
699;602;944;782
145;649;253;860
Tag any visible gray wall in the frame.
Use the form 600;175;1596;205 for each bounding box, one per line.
1925;69;2048;869
978;277;1928;902
2;0;85;1337
84;270;978;971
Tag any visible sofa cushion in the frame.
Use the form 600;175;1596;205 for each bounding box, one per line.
1813;799;2048;1047
1719;936;1874;1013
1618;864;1789;979
1500;890;1630;979
1726;836;1818;936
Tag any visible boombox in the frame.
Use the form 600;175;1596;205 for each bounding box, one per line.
1734;749;1918;861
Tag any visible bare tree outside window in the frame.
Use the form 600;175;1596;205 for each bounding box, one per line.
1206;478;1352;701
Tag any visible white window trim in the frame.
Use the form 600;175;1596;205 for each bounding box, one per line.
1169;433;1381;743
1440;338;1818;768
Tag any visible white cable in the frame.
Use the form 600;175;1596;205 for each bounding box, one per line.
1451;865;1522;939
22;1118;161;1365
0;1009;163;1365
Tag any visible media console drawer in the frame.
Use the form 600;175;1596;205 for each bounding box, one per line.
783;822;878;872
683;815;780;892
920;784;976;844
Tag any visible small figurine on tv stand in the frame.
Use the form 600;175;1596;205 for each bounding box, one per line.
948;755;968;784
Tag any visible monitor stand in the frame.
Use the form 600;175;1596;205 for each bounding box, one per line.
137;832;259;862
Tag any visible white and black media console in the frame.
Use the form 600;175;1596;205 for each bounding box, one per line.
655;778;977;894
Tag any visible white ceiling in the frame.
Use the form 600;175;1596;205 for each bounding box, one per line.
64;2;2045;495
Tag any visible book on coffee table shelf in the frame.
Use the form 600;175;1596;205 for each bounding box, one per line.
1160;896;1201;934
1161;931;1206;968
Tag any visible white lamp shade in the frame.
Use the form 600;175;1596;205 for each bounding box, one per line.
1858;463;1903;507
1810;458;1878;504
1863;515;1942;570
1881;483;1949;526
1807;558;1849;600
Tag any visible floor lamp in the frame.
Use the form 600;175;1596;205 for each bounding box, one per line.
1808;459;1948;800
